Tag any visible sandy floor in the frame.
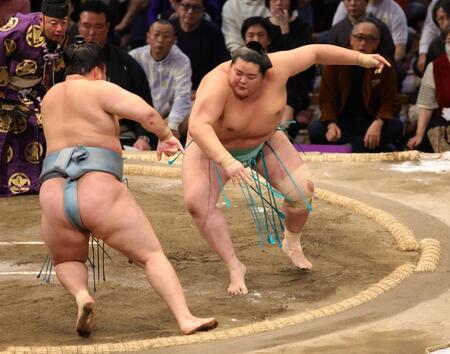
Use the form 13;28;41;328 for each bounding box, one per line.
0;169;418;350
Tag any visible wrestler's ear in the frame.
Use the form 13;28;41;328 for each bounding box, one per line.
93;65;106;80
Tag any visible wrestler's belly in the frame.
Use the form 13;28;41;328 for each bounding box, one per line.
220;132;274;149
215;119;280;149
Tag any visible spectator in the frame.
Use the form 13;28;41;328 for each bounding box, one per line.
171;0;229;90
76;0;153;150
329;0;395;61
333;0;408;62
0;0;31;25
221;0;270;52
147;0;222;26
129;19;192;147
309;21;403;152
416;0;439;74
114;0;150;49
0;0;69;196
311;0;341;35
264;0;315;138
297;0;314;27
425;0;450;68
408;28;450;152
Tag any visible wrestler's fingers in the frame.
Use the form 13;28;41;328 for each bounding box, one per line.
177;142;185;154
157;150;162;161
242;171;253;186
375;54;391;67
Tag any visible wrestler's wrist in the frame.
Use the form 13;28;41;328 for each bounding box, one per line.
357;52;373;68
158;126;173;142
219;154;236;168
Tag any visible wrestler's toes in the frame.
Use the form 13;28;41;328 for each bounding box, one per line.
181;318;218;335
228;284;248;295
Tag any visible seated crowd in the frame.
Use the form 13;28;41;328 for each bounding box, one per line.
1;0;450;156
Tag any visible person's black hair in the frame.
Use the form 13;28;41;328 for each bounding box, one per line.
264;0;297;16
231;41;273;75
240;16;272;41
63;36;106;75
352;19;381;38
150;18;176;33
78;0;111;23
432;0;450;29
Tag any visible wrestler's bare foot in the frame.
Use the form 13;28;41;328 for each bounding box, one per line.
180;317;218;335
227;262;248;295
282;239;313;270
75;292;94;338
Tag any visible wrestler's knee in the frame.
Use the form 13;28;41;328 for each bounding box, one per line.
185;199;207;223
276;161;314;210
283;179;314;212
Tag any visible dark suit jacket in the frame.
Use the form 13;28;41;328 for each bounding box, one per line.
319;64;400;122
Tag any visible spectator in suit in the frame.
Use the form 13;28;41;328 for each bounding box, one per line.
309;21;403;152
333;0;408;62
329;0;395;61
171;0;229;90
76;0;154;150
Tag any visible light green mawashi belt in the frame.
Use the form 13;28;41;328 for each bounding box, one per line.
39;145;123;231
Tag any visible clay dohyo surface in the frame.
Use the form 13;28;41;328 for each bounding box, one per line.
0;175;417;348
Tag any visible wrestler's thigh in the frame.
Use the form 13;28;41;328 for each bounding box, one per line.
257;131;307;184
77;174;163;263
40;179;89;263
181;141;224;208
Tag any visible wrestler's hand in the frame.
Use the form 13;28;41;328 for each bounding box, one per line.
221;156;252;185
157;136;184;161
357;53;391;74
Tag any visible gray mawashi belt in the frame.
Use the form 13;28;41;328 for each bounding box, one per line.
40;145;123;231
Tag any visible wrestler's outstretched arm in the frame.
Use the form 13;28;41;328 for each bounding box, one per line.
269;44;391;79
100;81;183;158
188;69;249;183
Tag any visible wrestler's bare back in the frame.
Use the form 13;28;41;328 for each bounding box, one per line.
201;62;288;149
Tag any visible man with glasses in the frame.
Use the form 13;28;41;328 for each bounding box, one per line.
171;0;229;91
0;0;69;196
309;20;403;152
332;0;408;62
76;0;154;150
329;0;395;61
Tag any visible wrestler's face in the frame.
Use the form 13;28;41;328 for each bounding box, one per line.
343;0;368;20
350;22;380;54
229;58;263;98
78;11;109;47
147;22;176;61
244;25;271;52
41;15;69;43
